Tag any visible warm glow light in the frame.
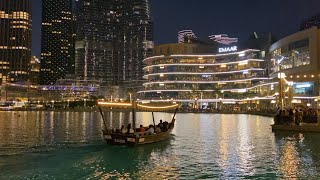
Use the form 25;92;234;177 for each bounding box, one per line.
98;102;132;106
137;104;179;109
142;59;265;70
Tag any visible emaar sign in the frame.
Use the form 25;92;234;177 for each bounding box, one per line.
218;46;238;53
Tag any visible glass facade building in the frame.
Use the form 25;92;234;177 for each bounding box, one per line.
74;0;153;87
40;0;74;85
139;49;268;102
74;0;115;84
0;0;32;84
269;27;320;99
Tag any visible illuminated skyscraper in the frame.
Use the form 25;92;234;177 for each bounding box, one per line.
74;0;115;84
40;0;74;85
74;0;153;87
117;0;154;88
0;0;32;84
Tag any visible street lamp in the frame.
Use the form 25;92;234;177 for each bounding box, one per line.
129;93;132;104
51;100;55;109
67;99;70;108
215;94;218;109
200;91;203;110
84;99;86;107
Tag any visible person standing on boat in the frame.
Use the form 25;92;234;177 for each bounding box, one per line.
158;120;164;131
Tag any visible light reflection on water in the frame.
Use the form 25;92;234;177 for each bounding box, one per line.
0;112;320;179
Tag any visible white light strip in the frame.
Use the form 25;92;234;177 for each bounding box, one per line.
143;59;265;70
143;78;271;85
144;68;264;76
144;55;165;61
138;81;278;94
143;49;260;62
171;49;260;57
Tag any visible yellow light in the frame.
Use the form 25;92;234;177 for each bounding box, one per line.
220;64;226;68
98;102;132;106
238;61;248;66
137;104;179;109
304;75;307;78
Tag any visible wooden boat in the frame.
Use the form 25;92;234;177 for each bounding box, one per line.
97;101;179;146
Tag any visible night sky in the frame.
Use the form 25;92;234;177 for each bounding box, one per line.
32;0;320;56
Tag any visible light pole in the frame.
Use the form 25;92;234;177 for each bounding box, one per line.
67;100;70;108
84;99;86;107
200;91;203;110
129;93;132;104
215;94;218;109
52;100;55;109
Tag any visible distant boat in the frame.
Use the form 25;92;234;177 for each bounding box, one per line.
271;114;320;132
97;101;179;146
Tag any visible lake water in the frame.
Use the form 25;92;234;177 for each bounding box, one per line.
0;111;320;179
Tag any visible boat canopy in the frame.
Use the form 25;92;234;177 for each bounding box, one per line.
97;101;179;112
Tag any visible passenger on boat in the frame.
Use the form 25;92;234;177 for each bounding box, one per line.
127;124;134;134
147;125;155;134
139;125;145;132
155;125;161;134
158;120;164;131
163;121;169;131
121;125;127;133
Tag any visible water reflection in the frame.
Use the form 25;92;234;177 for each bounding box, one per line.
1;112;320;179
273;132;320;178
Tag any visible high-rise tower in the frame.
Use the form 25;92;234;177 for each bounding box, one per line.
118;0;154;88
40;0;74;85
74;0;153;87
0;0;32;84
74;0;115;84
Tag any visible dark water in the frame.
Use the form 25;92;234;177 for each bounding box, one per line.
1;112;320;179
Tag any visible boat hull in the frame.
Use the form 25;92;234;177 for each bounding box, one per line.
103;129;173;146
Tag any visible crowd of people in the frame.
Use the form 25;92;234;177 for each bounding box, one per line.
115;119;171;135
275;107;318;125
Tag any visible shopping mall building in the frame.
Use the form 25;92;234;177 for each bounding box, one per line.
138;27;320;109
138;47;271;109
267;27;320;107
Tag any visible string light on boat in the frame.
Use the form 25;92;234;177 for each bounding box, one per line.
137;104;179;109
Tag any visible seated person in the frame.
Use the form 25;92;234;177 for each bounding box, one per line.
147;125;155;134
121;125;127;134
139;125;145;132
155;125;161;133
126;124;134;134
